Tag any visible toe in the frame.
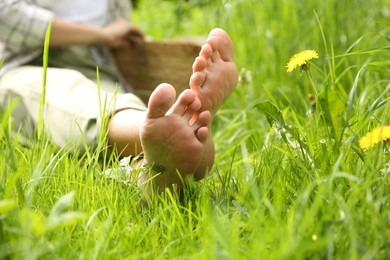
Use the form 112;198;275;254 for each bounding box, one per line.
199;44;213;60
207;28;234;62
147;83;176;119
193;110;211;143
184;98;201;122
189;71;206;89
191;110;211;130
167;89;196;116
196;127;209;143
195;110;211;128
192;56;207;72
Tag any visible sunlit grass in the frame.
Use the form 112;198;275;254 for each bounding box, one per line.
1;0;389;258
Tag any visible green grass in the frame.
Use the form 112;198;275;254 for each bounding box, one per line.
1;0;390;258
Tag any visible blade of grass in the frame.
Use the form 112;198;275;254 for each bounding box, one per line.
38;19;52;140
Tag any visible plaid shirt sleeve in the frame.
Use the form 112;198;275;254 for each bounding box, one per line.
0;0;131;76
0;0;54;53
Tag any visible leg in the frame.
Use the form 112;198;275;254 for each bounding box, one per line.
0;66;146;154
107;109;145;156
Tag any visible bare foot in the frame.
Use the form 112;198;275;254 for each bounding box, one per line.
189;28;238;180
139;83;211;194
190;28;238;115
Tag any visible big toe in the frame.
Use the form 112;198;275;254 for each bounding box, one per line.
147;83;176;119
208;28;234;62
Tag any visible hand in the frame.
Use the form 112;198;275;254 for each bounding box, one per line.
101;19;144;48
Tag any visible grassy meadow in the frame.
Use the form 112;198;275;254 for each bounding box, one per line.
1;0;390;258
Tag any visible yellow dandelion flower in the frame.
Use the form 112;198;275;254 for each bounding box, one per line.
359;126;390;149
287;50;319;72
